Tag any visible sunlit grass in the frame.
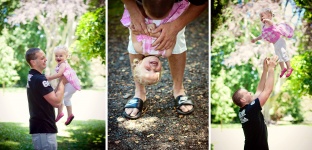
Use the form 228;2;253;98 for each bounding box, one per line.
0;120;105;150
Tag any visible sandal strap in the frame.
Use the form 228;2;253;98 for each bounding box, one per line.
124;98;143;110
176;95;194;107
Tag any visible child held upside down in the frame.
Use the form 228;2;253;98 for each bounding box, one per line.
251;8;294;78
121;0;189;86
120;0;194;119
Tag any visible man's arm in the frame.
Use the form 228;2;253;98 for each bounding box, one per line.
258;56;278;106
122;0;148;35
253;58;268;98
43;76;67;107
152;2;208;50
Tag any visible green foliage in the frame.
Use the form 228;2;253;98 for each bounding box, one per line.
0;28;19;87
75;6;105;64
284;52;312;95
211;0;231;39
211;70;237;123
293;0;312;21
6;22;47;86
0;0;19;33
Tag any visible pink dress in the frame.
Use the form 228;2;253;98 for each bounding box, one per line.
55;61;81;91
120;0;189;56
261;23;293;43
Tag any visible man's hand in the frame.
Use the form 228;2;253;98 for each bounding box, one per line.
151;22;179;50
122;0;148;35
267;55;278;69
60;76;68;85
263;57;268;72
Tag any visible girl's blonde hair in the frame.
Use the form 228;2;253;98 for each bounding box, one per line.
260;7;275;17
54;45;69;56
132;58;162;86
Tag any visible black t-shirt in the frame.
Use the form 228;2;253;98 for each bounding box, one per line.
27;69;57;134
238;98;269;150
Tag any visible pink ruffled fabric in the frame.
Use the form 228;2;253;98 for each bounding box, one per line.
120;0;189;56
261;23;294;43
55;61;81;91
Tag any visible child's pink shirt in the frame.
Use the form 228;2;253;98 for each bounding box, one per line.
120;0;189;56
261;23;293;43
55;61;81;91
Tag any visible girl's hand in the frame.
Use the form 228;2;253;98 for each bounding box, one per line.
262;19;273;26
251;39;256;43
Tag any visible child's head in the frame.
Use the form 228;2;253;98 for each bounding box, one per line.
132;56;162;86
259;8;274;22
142;0;175;20
54;45;69;64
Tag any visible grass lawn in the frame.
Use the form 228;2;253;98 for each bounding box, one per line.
0;120;105;150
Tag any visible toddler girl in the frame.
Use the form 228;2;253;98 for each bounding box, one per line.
251;8;294;78
46;46;81;125
121;0;189;85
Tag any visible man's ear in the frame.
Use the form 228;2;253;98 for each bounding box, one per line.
240;97;246;103
30;59;35;67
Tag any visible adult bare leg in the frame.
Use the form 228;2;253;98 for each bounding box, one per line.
168;52;193;113
124;54;147;117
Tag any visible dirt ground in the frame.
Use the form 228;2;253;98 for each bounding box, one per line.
107;3;209;150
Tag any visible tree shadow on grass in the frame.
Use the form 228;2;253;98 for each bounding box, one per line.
0;120;106;150
58;120;106;150
0;122;32;150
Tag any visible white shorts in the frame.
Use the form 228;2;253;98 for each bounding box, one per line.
128;20;187;54
32;133;57;150
63;83;77;106
274;38;290;62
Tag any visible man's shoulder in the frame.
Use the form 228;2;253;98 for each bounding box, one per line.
30;73;46;82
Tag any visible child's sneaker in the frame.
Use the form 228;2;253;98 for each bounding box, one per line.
285;68;293;78
279;68;287;78
65;114;74;126
55;112;64;122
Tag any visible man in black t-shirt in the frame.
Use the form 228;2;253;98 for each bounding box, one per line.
232;56;278;150
25;48;66;150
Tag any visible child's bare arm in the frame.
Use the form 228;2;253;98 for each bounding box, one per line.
251;35;262;43
46;63;66;81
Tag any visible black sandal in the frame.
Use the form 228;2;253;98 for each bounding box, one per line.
175;95;194;115
122;98;144;119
